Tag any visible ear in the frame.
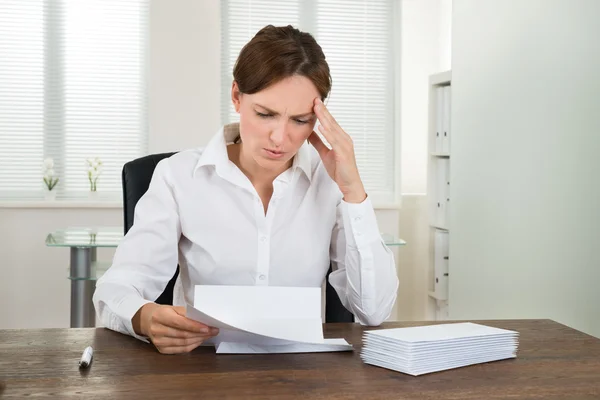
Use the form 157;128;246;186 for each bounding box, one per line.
231;81;241;113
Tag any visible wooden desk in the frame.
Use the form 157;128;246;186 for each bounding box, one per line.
1;320;599;399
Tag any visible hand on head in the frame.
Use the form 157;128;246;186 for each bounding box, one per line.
308;98;367;204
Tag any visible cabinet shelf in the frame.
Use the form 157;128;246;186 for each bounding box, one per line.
427;70;452;321
430;224;449;231
428;291;448;301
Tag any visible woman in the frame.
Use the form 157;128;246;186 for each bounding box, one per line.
93;25;399;354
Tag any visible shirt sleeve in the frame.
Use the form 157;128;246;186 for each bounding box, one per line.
328;195;399;326
93;158;181;341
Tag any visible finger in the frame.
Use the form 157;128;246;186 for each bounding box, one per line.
314;98;337;130
172;307;218;334
152;324;219;339
157;340;204;355
317;124;347;152
314;99;352;147
308;131;330;159
165;308;213;334
153;335;207;348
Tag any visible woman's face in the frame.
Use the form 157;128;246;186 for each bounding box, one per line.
231;75;320;171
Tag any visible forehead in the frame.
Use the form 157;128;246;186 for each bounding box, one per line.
248;75;319;112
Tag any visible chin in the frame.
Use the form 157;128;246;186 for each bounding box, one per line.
256;154;291;169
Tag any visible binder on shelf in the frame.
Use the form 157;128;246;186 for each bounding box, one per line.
433;229;449;301
435;301;449;320
435;87;444;154
442;85;451;154
445;158;451;227
435;159;450;229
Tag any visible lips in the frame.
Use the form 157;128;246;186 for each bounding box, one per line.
265;149;283;155
264;148;286;159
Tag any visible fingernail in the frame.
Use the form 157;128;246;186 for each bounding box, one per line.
211;328;220;335
200;327;209;334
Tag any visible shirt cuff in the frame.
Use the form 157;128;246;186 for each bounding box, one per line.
340;195;382;248
115;294;154;343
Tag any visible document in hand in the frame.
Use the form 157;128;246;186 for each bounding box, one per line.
186;285;353;354
360;322;519;376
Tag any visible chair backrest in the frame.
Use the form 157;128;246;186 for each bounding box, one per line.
121;153;354;323
122;152;178;305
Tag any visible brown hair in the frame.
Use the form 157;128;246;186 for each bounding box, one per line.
233;24;332;101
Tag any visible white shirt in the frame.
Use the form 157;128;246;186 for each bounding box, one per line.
93;123;399;340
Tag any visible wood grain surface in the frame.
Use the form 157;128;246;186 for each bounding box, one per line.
1;320;599;399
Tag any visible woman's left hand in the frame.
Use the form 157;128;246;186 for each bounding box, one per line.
308;98;367;204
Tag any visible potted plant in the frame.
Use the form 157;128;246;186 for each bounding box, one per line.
86;157;103;197
43;158;59;200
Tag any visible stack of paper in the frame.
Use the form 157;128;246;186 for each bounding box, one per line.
186;285;353;354
361;322;519;376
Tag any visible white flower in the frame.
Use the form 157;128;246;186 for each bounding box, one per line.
43;158;54;170
86;157;103;170
45;169;55;178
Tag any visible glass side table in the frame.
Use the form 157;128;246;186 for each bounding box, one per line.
381;233;407;247
46;227;406;328
46;227;122;328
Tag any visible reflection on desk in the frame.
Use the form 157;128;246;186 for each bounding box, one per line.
45;227;407;281
46;227;406;249
45;227;123;248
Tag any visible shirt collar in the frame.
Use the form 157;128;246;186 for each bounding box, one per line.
193;123;238;177
193;122;312;182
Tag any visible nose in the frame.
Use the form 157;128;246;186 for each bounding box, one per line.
269;120;287;147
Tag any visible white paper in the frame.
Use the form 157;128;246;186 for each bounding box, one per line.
365;322;518;343
361;323;519;376
194;285;322;320
187;285;352;353
216;338;353;354
186;304;322;345
362;352;516;376
363;336;518;353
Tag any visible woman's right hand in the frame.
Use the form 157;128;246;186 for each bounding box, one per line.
133;303;219;354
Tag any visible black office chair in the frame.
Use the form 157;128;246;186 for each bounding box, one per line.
122;152;354;323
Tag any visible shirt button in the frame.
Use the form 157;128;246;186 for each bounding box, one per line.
259;274;266;280
260;235;267;242
354;216;362;222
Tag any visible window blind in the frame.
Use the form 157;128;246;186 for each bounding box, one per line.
0;0;148;201
221;0;299;124
221;0;397;204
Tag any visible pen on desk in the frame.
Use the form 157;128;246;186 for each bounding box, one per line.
79;346;94;368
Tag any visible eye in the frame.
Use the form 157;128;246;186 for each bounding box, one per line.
294;119;309;125
256;111;273;118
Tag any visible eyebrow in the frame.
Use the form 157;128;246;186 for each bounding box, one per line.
254;103;315;119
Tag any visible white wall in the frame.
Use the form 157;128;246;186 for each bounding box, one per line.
450;0;600;337
148;0;221;152
401;0;451;195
